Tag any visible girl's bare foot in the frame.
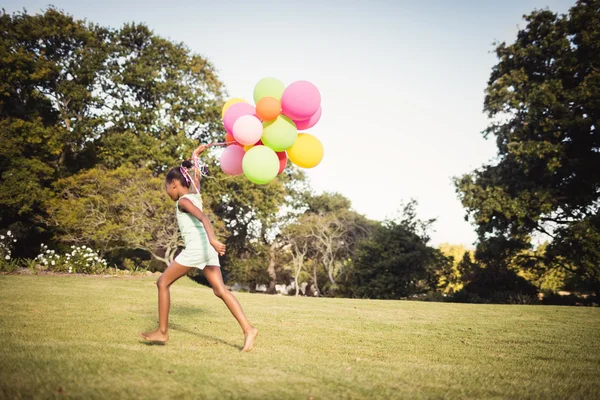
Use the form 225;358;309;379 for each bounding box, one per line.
140;329;168;343
241;327;258;352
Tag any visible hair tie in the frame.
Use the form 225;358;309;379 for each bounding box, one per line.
179;166;191;186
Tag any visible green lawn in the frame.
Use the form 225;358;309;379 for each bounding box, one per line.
0;275;598;399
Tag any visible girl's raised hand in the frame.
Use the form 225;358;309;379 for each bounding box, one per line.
210;240;226;256
193;144;208;157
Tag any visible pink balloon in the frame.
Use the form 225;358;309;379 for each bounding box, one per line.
281;81;321;121
223;103;256;134
293;106;322;130
220;145;245;176
233;115;263;145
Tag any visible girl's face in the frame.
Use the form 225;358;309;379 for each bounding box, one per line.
165;179;182;201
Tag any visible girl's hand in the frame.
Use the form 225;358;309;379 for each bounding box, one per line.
210;240;226;256
193;144;208;157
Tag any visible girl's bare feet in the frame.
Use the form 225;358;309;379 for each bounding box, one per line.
140;329;169;344
241;327;258;352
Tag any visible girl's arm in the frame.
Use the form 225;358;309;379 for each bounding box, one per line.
192;144;208;191
178;197;226;256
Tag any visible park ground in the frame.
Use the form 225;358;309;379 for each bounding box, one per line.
0;275;599;399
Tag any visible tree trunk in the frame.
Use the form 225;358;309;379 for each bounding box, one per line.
266;242;277;294
149;250;169;266
148;245;176;268
326;260;336;285
312;264;321;297
294;262;302;296
326;260;338;296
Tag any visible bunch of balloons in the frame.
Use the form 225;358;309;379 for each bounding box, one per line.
219;77;324;184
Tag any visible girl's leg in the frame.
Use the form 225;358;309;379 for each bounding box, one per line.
140;260;191;342
203;265;258;352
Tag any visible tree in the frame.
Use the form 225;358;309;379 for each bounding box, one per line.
437;243;474;294
340;201;446;299
97;23;224;173
0;8;112;254
47;166;165;260
287;192;372;296
453;237;539;304
202;162;308;289
455;0;600;297
513;242;570;293
0;8;225;262
282;222;311;296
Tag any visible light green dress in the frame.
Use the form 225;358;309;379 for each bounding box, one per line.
174;193;220;269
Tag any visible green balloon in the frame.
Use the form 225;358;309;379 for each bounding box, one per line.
242;146;279;185
253;77;285;104
262;115;298;152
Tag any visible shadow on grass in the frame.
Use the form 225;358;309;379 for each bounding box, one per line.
136;303;239;349
140;340;167;347
170;303;213;317
170;323;241;350
131;303;215;318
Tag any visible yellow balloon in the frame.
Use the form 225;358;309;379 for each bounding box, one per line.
222;98;247;118
243;144;254;152
287;133;324;168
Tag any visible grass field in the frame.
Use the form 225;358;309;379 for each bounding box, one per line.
0;274;599;399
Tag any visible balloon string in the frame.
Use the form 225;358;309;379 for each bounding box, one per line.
206;141;237;147
189;141;236;181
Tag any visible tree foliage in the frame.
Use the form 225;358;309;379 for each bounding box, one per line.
0;8;224;261
340;201;448;299
455;0;600;297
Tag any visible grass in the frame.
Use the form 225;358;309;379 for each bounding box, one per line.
0;275;599;399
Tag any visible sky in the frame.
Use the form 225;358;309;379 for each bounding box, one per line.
5;0;575;247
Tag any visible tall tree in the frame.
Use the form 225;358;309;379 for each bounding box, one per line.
97;23;224;172
0;8;111;253
297;192;372;295
282;222;312;296
0;8;226;261
455;0;600;297
340;201;445;299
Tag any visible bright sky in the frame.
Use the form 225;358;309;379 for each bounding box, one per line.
6;0;574;247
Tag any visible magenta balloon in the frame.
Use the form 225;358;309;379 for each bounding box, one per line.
294;106;322;130
223;103;256;134
281;80;321;121
220;145;245;176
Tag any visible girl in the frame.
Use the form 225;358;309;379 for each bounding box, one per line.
140;144;258;352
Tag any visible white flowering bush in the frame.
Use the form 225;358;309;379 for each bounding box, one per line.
64;245;108;274
34;244;107;274
0;230;17;262
35;244;65;272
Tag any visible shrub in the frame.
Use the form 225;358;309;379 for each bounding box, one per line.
34;244;108;274
34;244;65;272
63;245;108;274
0;230;17;270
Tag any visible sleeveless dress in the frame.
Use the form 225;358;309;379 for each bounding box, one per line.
174;193;221;269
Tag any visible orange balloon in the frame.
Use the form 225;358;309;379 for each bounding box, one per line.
256;97;281;122
225;132;236;145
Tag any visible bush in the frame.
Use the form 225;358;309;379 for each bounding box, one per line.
541;291;598;306
0;258;20;273
34;244;108;274
452;265;539;304
64;245;108;274
451;290;540;305
418;291;449;302
34;244;65;272
0;230;17;269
